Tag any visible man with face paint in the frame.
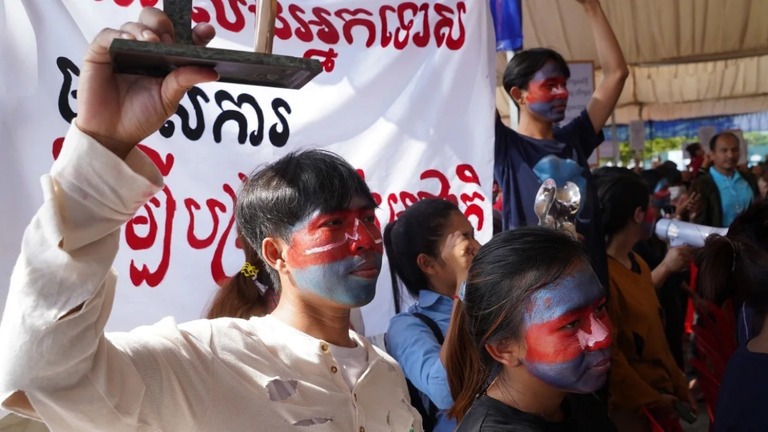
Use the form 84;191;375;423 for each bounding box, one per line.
494;0;628;289
0;9;423;432
596;172;692;432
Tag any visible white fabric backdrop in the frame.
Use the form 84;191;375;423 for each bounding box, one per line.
0;0;496;337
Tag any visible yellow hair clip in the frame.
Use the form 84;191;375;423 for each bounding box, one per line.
240;262;259;279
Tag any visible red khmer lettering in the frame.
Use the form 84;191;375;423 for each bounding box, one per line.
433;2;466;50
125;145;176;288
335;8;376;47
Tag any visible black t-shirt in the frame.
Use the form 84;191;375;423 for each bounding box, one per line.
494;110;608;286
456;394;616;432
715;344;768;432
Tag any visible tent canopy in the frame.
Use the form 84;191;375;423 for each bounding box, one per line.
498;0;768;124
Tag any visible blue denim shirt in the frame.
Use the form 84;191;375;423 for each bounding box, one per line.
385;290;456;432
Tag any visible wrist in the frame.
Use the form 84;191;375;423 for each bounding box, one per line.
74;118;135;160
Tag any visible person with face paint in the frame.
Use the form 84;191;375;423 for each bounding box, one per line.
443;227;617;431
595;171;692;432
383;198;481;432
0;9;423;432
495;0;628;290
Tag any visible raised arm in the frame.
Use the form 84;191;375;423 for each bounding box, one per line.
580;0;629;133
0;6;217;425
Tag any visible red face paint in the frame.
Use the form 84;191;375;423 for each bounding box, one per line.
521;265;612;393
523;60;569;123
284;200;384;308
525;76;569;105
287;207;383;269
524;299;611;364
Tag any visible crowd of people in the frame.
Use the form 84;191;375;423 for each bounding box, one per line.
1;1;767;432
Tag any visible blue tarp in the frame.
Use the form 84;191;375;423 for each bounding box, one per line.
603;111;768;142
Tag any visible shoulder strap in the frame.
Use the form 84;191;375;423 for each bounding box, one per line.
411;312;445;345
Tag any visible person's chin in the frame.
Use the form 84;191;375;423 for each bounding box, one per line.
341;277;377;307
550;112;566;123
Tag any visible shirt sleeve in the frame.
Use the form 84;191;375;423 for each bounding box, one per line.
385;314;453;410
0;124;211;431
559;109;604;159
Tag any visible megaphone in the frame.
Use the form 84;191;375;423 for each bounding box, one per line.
655;218;728;247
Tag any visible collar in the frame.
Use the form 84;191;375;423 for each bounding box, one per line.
417;289;453;310
710;166;743;183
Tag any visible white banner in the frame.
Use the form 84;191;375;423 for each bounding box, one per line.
561;61;593;127
0;0;496;337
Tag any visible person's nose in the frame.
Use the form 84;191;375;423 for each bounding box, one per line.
552;85;568;100
578;314;611;351
348;219;381;253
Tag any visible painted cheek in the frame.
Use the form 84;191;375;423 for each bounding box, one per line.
288;229;350;268
524;323;584;364
526;83;555;104
576;314;612;351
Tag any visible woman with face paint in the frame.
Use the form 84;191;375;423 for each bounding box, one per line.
384;198;481;432
495;0;628;292
596;171;692;432
443;227;616;431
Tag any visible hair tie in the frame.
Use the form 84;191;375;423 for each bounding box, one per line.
240;262;259;279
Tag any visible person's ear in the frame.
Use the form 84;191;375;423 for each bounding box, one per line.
262;237;288;275
485;340;524;368
633;207;645;224
509;87;525;106
416;253;439;276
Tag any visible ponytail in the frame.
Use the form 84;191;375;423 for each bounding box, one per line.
383;220;403;314
697;233;768;316
696;235;741;306
444;300;492;420
205;236;277;319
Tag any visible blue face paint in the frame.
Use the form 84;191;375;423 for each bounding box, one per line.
291;255;382;307
522;265;612;393
285;202;383;308
525;61;569;123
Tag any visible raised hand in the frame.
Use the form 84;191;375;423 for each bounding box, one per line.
440;231;479;293
76;7;219;159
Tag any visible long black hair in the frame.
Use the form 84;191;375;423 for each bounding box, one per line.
594;169;650;240
383;198;462;313
697;199;768;314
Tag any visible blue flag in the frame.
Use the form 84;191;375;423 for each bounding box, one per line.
490;0;523;51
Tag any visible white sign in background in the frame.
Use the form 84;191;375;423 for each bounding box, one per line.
561;61;594;128
0;0;496;337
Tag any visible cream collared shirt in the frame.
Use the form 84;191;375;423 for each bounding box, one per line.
0;124;422;432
